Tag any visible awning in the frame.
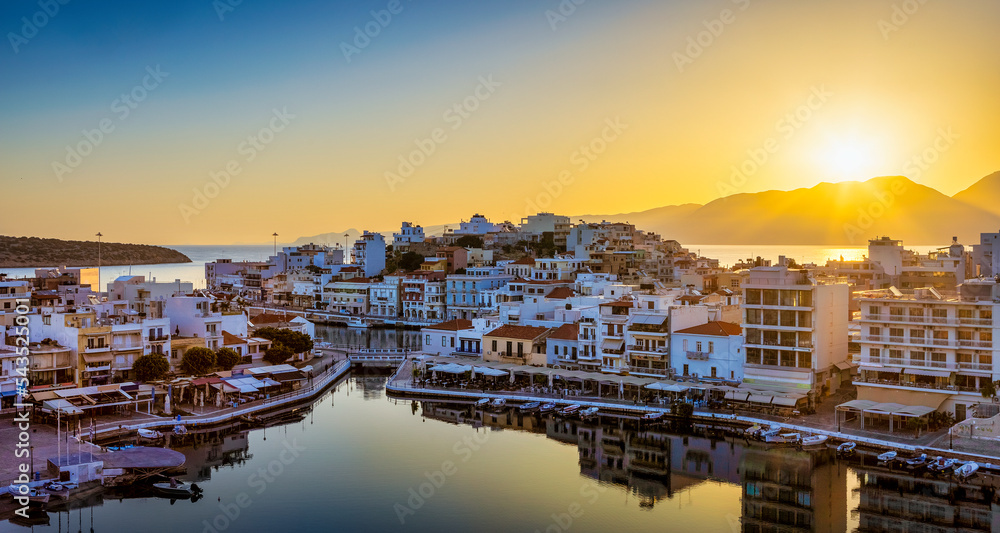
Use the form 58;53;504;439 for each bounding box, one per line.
834;361;855;371
473;366;507;377
0;390;17;398
630;314;667;326
903;368;951;378
771;396;801;407
747;394;774;404
644;382;689;393
601;339;624;351
837;399;878;411
42;399;84;415
82;353;112;363
84;365;111;372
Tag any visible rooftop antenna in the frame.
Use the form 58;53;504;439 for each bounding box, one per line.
96;232;103;298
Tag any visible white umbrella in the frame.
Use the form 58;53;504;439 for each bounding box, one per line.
548;373;554;388
470;367;476;381
619;380;624;399
509;369;515;384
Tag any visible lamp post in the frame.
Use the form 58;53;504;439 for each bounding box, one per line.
344;234;350;262
272;232;278;256
96;232;103;298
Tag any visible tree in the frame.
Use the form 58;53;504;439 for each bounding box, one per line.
398;251;424;272
180;347;216;376
264;344;294;365
907;416;929;437
216;347;241;371
253;327;313;354
134;354;169;382
982;380;998;400
455;235;483;249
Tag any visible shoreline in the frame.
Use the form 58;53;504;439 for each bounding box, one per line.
385;360;1000;463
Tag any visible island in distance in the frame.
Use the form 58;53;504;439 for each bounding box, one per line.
0;235;191;268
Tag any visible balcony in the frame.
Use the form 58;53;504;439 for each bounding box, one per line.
627;344;668;354
958;340;992;349
686;351;711;361
148;335;169;342
84;345;111;353
957;361;994;372
853;376;977;394
958;317;993;326
629;367;670;377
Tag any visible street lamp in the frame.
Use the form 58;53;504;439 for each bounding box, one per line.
272;232;278;256
344;234;350;262
96;232;103;298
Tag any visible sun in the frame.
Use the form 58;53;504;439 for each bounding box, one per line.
824;139;877;182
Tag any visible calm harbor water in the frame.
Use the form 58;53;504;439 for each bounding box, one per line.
5;373;999;532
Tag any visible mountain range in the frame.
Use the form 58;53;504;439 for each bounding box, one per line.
294;172;1000;247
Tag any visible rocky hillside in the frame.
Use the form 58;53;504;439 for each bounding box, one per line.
0;236;191;268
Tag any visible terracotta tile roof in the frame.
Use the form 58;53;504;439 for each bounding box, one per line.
548;323;579;340
599;300;633;308
250;313;289;324
221;330;246;346
424;319;473;331
678;295;705;303
484;324;550;340
511;257;536;265
545;287;575;300
338;277;371;284
674;321;742;337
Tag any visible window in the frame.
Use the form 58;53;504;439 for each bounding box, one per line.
696;341;702;352
711;367;717;378
708;341;714;353
492;340;497;351
869;326;882;336
425;335;431;345
868;305;881;316
746;347;761;365
780;351;795;367
450;337;455;348
683;364;689;375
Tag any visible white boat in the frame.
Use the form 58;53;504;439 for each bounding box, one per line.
559;404;581;415
137;428;163;439
173;424;187;435
836;441;857;455
641;412;664;421
539;403;556;413
580;407;599;418
519;401;541;412
152;480;202;498
758;428;781;441
346;317;370;329
765;432;800;444
877;451;897;463
489;398;507;409
927;456;956;474
27;489;50;505
744;424;764;437
474;398;490;407
955;461;979;479
801;435;828;448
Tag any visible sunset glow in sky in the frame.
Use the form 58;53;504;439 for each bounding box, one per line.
1;0;998;244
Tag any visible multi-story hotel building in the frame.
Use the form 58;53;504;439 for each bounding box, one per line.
742;267;850;399
854;279;998;420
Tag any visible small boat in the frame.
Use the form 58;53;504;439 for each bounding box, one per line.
955;461;979;479
152;480;202;498
106;444;135;451
539;403;556;413
27;489;50;505
519;401;541;412
758;428;781;441
559;404;581;415
580;407;599;418
765;432;801;445
800;435;828;448
904;453;928;470
138;428;163;439
474;398;490;407
836;441;857;456
927;456;956;474
877;451;897;463
173;424;187;435
489;398;507;409
744;424;764;438
641;412;664;422
346;317;370;329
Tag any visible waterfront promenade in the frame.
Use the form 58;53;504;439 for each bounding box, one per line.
0;356;352;484
386;358;1000;463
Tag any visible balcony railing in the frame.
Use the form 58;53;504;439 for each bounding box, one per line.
957;361;994;372
686;351;710;361
629;367;670;376
853;376;978;393
627;345;668;353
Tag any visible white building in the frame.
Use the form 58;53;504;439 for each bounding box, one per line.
854;280;998;420
393;222;425;246
453;214;500;235
670;321;744;382
164;295;247;351
352;232;386;278
369;276;402;318
742;267;850;399
520;212;571;248
324;278;371;316
420;319;476;357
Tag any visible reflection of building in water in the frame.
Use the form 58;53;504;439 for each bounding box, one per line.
178;430;252;481
421;403;548;433
740;448;847;532
314;324;421;350
853;466;998;532
354;376;388;400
